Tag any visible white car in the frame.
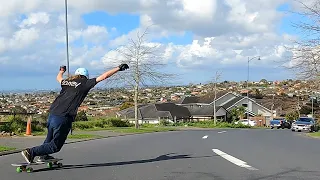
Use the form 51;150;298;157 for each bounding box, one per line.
235;119;257;126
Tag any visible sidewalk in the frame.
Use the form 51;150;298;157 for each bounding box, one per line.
0;130;134;156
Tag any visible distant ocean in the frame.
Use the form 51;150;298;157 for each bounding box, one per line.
0;89;60;94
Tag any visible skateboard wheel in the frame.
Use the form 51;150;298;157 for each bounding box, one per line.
47;162;53;168
26;167;33;173
16;167;22;173
21;166;27;171
57;163;63;167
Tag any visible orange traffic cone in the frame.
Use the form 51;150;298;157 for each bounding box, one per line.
25;117;32;136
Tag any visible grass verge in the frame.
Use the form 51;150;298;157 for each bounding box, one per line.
79;127;178;133
0;146;16;152
168;122;251;129
306;132;320;138
27;127;177;138
67;134;103;139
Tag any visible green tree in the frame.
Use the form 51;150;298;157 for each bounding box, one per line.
75;111;88;121
11;106;27;114
229;106;246;122
120;102;135;110
285;111;299;121
260;79;268;84
38;112;49;123
299;106;312;115
254;89;263;99
237;106;246;119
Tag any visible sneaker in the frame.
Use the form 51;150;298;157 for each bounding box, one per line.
36;155;55;163
21;149;34;163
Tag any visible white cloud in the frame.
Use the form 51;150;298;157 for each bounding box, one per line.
0;0;301;83
11;28;40;48
82;26;108;43
0;27;40;53
289;0;318;11
20;12;50;28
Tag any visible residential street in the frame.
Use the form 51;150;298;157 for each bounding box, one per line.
1;129;320;180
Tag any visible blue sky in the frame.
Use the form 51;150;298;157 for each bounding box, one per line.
0;1;308;91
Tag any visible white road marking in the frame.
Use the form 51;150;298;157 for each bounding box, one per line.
212;149;258;170
202;135;208;139
218;131;227;134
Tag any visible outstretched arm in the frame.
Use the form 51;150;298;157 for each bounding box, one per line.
96;64;129;83
57;66;66;83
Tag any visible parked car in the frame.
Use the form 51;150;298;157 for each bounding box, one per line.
270;118;291;129
234;119;257;126
291;117;318;132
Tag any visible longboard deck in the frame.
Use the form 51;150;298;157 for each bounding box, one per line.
12;158;63;173
11;158;63;166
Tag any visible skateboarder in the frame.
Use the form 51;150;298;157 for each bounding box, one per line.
21;63;129;163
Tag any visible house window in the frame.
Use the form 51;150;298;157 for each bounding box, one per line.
242;104;248;107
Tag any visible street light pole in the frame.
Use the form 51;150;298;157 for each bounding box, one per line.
65;0;70;77
65;0;72;135
247;56;260;119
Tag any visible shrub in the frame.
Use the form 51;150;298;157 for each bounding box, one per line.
140;123;157;128
0;116;26;133
73;121;95;130
31;123;45;132
0;124;11;133
0;115;46;133
160;120;170;126
172;121;251;128
216;122;250;128
106;117;131;127
75;111;88;121
72;117;133;130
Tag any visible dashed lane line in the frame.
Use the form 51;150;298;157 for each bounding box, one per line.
212;149;258;170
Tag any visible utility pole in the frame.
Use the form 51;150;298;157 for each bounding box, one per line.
312;97;314;118
213;71;221;126
268;81;275;128
270;81;275;119
297;95;300;117
247;56;260;119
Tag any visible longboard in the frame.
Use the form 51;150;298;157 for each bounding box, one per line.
11;158;63;173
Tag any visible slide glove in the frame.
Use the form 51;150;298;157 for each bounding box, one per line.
60;65;66;72
118;64;129;71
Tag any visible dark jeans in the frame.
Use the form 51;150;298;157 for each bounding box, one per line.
29;113;73;157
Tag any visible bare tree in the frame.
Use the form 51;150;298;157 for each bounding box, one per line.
103;27;176;128
285;0;320;82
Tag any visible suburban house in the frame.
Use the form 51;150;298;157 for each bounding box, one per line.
177;92;272;124
116;103;191;124
117;91;273;125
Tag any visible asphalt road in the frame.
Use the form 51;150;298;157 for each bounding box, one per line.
1;129;320;180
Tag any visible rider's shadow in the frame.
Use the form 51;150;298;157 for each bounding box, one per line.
33;153;216;172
